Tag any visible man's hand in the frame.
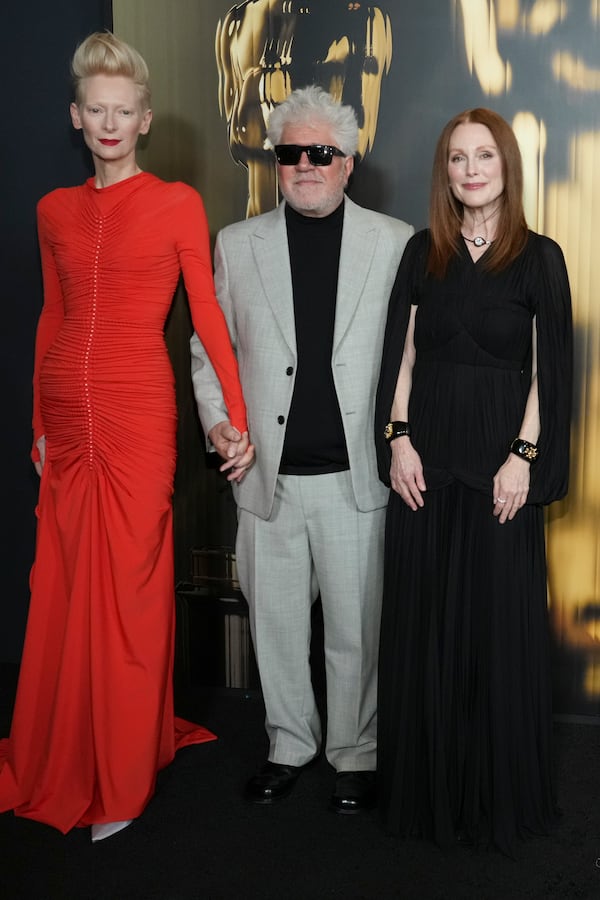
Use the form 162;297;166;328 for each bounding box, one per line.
208;421;255;483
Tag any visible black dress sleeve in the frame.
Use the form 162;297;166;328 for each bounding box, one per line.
527;233;573;505
375;230;430;486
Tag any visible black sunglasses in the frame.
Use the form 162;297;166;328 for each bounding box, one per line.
274;144;346;166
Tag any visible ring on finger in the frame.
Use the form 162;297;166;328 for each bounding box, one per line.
496;497;507;504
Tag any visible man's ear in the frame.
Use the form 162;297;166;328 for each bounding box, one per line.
343;154;355;186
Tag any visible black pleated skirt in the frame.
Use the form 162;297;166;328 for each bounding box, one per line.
377;482;559;857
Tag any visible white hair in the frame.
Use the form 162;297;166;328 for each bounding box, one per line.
266;85;359;156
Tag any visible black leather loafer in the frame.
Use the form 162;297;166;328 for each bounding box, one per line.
330;770;376;814
245;761;304;804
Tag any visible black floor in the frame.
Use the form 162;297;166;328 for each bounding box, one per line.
1;664;599;899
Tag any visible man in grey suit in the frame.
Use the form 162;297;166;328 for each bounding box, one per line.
191;86;413;813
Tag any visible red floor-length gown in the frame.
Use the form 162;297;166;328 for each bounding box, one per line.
0;172;247;833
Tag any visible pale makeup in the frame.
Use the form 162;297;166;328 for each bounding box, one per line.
70;74;152;182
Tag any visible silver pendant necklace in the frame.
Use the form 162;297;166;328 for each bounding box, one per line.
462;234;494;248
462;206;499;248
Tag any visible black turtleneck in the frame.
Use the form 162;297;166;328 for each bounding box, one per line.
279;200;349;475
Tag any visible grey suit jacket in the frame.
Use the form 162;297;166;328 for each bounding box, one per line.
191;196;413;520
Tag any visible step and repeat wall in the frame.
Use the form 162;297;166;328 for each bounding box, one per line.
113;0;600;717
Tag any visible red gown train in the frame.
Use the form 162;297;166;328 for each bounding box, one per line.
0;172;247;833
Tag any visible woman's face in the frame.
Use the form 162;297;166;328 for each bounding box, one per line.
447;122;504;216
70;74;152;166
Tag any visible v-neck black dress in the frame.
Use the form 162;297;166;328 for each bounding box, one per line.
374;229;572;856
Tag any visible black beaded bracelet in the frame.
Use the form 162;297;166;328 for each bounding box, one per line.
510;437;538;464
384;421;411;442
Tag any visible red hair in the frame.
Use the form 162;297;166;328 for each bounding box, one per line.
428;108;528;278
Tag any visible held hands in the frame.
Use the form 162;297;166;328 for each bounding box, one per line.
492;454;530;523
390;437;426;510
208;420;255;483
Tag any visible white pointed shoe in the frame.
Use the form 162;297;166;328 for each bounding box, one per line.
91;819;133;842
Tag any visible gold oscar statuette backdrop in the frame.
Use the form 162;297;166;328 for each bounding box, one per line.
113;0;600;717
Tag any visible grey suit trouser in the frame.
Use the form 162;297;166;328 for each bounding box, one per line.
235;470;385;771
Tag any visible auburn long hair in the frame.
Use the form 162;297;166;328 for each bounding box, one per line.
428;108;528;278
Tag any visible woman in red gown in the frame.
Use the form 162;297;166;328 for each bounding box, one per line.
0;32;250;840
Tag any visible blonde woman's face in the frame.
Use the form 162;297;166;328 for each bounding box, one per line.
70;74;151;165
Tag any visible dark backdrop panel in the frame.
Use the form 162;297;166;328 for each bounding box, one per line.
0;1;112;663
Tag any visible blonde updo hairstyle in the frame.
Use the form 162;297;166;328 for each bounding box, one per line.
72;31;151;111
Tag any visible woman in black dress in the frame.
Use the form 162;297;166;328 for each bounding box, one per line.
375;108;572;856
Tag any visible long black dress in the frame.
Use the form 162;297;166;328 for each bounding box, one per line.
374;229;572;857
